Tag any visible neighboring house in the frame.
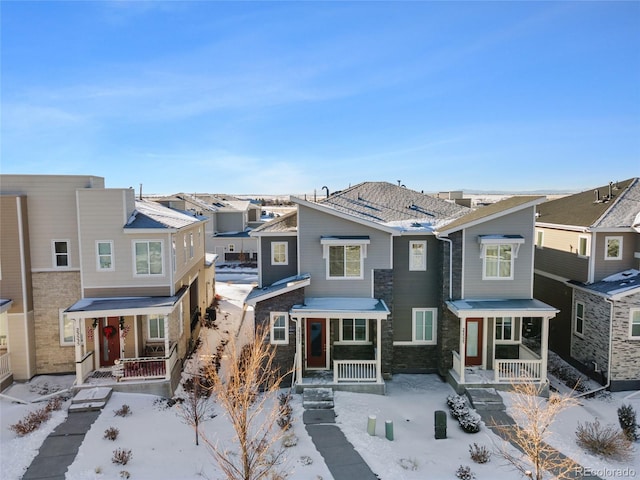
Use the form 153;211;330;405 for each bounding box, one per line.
534;177;640;391
247;182;557;394
0;175;215;396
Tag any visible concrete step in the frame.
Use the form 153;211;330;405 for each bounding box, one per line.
69;387;112;412
302;387;334;409
465;387;505;411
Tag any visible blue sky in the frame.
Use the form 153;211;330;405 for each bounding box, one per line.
1;1;638;195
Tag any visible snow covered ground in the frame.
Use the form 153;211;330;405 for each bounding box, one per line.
1;279;638;479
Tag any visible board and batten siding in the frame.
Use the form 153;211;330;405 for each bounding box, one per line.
462;207;535;299
298;205;393;298
260;236;298;287
534;228;589;282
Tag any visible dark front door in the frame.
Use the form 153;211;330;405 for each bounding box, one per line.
306;318;326;369
100;317;121;367
465;317;483;367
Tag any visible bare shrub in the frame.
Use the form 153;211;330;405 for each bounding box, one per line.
112;448;133;465
45;397;62;412
104;427;120;441
576;419;633;461
177;374;215;446
468;443;491;463
114;404;131;417
455;465;475;480
9;406;52;436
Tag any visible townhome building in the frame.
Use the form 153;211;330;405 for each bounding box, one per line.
0;175;215;395
246;181;557;394
534;177;640;391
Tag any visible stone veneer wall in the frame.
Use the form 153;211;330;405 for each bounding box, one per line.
254;288;305;386
373;269;393;379
437;233;462;377
32;271;81;374
610;291;640;390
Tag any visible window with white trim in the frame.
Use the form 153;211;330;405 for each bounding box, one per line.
97;241;114;271
321;237;369;280
271;242;288;265
147;315;165;340
183;235;188;262
340;318;368;342
135;241;163;275
478;236;523;281
59;310;74;346
535;230;544;249
409;241;427;271
605;236;623;260
189;233;194;259
228;244;236;252
630;309;640;339
578;235;590;257
53;240;70;268
495;317;514;341
172;239;176;273
270;312;289;344
413;308;437;343
574;302;585;336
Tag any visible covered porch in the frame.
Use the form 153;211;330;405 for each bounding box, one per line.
289;297;389;395
446;298;558;392
0;299;13;391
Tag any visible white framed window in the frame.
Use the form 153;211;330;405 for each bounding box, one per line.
52;240;70;268
409;241;427;271
339;318;368;342
574;301;585;337
172;239;176;273
578;235;590;257
147;314;165;340
271;242;288;265
228;244;236;252
630;309;640;339
183;235;188;262
321;237;369;280
59;310;75;346
605;236;623;260
495;317;514;342
96;241;114;271
189;233;194;259
412;308;437;344
134;240;163;275
484;244;513;279
535;230;544;249
270;312;289;344
179;302;184;337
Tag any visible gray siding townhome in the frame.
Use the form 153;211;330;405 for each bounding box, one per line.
246;182;557;394
534;177;640;391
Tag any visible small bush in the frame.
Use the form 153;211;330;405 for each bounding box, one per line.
119;471;130;479
9;406;52;436
469;443;491;463
282;433;298;448
112;448;133;465
398;458;418;471
114;404;132;417
277;392;293;430
104;427;120;441
618;404;639;441
45;397;62;412
447;394;468;419
576;419;633;461
455;465;476;480
459;411;482;434
299;455;313;466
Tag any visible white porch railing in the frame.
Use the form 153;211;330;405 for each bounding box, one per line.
114;356;167;380
452;351;462;378
75;351;95;384
333;360;378;383
0;351;10;380
495;359;542;383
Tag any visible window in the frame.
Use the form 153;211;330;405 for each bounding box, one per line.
630;309;640;339
605;236;623;260
484;244;513;279
183;235;188;262
135;241;163;275
495;317;514;341
578;236;590;257
148;315;165;340
172;239;176;273
413;308;437;344
340;318;368;342
97;241;114;270
329;245;362;278
59;310;74;346
270;312;289;344
409;241;427;271
574;302;585;336
189;233;194;259
228;244;236;252
271;242;288;265
53;240;70;268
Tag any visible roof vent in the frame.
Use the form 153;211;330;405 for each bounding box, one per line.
594;189;601;203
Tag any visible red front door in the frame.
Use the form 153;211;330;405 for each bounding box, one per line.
465;318;483;367
100;317;121;367
306;319;326;369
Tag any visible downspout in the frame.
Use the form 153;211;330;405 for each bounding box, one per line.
577;297;613;397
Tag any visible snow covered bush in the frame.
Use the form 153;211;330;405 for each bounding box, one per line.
458;411;482;434
469;443;491;463
447;394;469;419
617;404;639;441
114;404;132;417
112;448;133;465
455;465;476;480
104;426;119;441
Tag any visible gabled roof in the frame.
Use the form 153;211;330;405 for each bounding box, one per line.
125;199;204;230
294;181;469;233
245;274;310;306
250;210;297;235
436;195;545;235
536;178;639;229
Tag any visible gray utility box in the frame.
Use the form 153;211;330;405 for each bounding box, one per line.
434;410;447;439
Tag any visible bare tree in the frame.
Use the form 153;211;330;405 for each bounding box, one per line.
201;327;291;480
176;373;215;446
493;380;578;480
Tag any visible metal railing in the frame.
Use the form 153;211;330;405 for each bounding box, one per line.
76;351;95;384
333;360;378;383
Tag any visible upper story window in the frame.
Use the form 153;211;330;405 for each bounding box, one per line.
409;241;427;271
578;235;590;257
97;241;114;271
270;312;289;344
339;318;368;342
321;236;369;280
135;241;163;275
413;308;437;344
147;314;165;340
53;240;70;268
574;301;585;337
271;242;288;265
189;233;194;259
478;235;524;281
605;236;623;260
172;239;176;273
183;235;188;262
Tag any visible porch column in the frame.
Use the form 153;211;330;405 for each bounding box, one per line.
459;317;465;384
376;317;382;383
540;316;550;384
164;314;170;380
293;316;302;386
74;317;84;385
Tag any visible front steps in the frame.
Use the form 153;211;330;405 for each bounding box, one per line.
68;387;113;413
302;387;334;409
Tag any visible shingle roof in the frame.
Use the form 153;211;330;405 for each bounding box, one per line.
536;178;639;228
125;199;203;230
569;269;640;299
251;210;297;234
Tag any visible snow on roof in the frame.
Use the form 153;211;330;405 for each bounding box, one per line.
291;297;390;317
125;199;203;230
569;269;640;299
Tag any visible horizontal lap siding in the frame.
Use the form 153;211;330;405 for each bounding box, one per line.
593;231;638;281
534;228;589;282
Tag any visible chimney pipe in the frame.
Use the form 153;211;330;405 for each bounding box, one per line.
594;189;600;202
139;183;143;200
